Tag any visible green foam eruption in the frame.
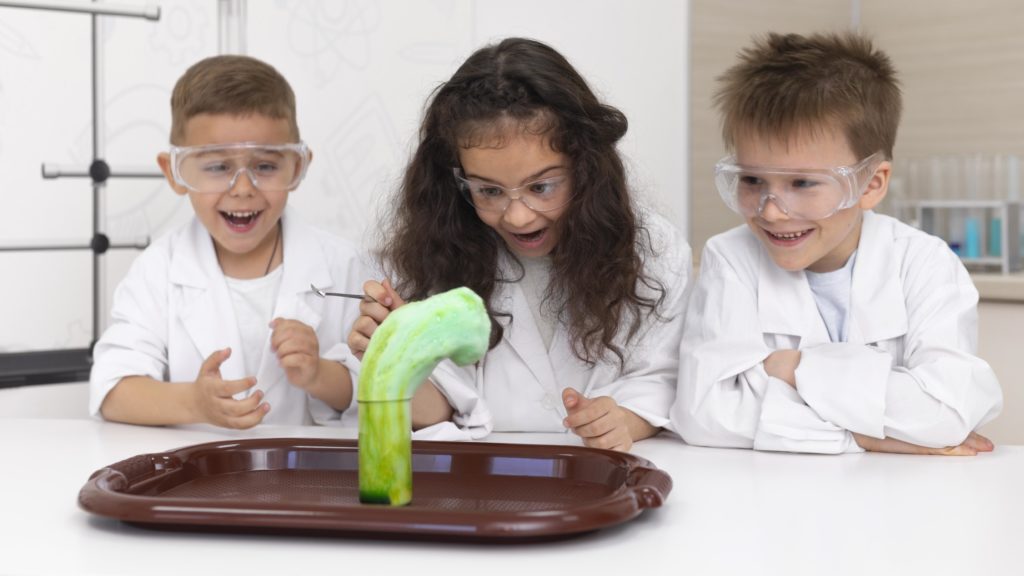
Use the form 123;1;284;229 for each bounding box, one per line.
358;287;490;505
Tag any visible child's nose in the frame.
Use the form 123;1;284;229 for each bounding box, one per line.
227;168;257;197
501;197;537;227
757;194;789;221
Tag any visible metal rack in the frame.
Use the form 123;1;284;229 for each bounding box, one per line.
0;1;162;386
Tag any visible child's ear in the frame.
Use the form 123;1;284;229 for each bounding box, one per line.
156;152;188;196
858;160;891;211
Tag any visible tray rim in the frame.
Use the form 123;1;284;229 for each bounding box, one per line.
78;437;672;541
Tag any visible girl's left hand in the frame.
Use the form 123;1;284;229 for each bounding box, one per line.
562;389;634;452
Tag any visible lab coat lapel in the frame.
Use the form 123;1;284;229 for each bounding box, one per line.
847;211;908;344
170;218;247;381
757;244;832;347
255;211;328;392
494;255;559;396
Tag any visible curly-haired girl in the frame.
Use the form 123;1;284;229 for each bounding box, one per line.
349;38;691;451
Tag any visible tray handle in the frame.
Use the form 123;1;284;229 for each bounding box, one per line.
627;465;673;509
89;453;180;491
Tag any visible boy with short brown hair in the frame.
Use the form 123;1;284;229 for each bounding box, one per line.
672;32;1002;454
91;55;367;428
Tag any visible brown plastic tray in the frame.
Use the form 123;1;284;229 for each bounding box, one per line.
78;438;672;542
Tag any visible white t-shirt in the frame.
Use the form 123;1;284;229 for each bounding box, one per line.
518;255;557;350
224;265;284;378
805;252;857;343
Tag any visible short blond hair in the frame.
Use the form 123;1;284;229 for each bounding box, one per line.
714;31;901;159
169;55;299;144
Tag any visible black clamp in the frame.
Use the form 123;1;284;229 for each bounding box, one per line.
89;159;110;184
90;233;110;255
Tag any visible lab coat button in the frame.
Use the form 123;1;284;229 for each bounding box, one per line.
541;395;554;409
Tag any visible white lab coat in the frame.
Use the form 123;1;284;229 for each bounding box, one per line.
424;211;692;438
671;211;1003;453
90;208;369;425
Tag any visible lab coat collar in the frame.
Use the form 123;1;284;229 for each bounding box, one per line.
756;210;907;345
277;207;333;302
847;211;907;343
169;209;331;382
493;252;560;397
171;217;246;379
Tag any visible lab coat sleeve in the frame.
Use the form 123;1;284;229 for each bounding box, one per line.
428;359;493;439
671;243;861;454
88;249;170;417
587;234;692;429
794;245;1002;447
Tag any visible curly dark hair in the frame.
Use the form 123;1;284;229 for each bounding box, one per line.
380;37;664;366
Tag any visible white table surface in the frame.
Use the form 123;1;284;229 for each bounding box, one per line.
0;418;1022;576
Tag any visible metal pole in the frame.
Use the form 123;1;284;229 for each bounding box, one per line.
218;0;247;54
92;4;105;345
0;0;158;20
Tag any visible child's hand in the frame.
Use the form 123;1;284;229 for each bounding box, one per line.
348;279;406;360
562;389;635;452
853;431;994;456
191;348;269;429
764;349;801;387
270;318;321;390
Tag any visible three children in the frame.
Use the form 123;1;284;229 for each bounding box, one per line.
91;34;1002;455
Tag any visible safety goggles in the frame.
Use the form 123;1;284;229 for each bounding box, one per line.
714;152;884;220
169;142;311;194
453;168;573;213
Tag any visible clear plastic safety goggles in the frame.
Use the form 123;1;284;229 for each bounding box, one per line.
714;152;884;220
453;168;573;213
169;142;311;194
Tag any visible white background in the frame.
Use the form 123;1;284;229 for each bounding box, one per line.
0;0;688;352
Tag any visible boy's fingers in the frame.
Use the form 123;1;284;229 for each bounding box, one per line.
939;444;978;456
216;376;257;398
200;348;231;376
965;431;994;452
227;403;270;429
278;352;314;370
221;391;263;417
270;321;315;351
274;338;315;359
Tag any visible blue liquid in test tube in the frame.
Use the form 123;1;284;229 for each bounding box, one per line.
964;217;981;259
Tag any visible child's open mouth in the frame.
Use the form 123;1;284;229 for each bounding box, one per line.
511;228;548;248
764;227;813;246
220;210;262;232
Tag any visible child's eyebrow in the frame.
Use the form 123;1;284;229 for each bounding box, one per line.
464;164;565;186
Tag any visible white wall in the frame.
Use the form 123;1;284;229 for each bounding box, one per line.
0;0;688;352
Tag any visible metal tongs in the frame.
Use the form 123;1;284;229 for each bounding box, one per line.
310;284;378;303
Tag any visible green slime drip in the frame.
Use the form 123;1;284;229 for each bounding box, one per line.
358;287;490;505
